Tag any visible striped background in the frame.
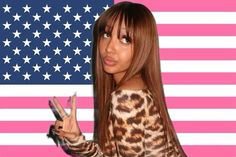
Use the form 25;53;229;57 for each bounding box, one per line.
1;0;236;156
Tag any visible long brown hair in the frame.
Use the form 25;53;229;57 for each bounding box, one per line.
92;1;186;156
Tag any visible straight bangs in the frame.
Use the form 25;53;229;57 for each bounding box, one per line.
97;4;134;52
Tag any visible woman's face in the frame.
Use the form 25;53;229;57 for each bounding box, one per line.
99;19;133;83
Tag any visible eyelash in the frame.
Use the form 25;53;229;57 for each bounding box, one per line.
102;31;132;44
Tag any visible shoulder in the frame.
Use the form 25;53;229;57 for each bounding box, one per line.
111;89;153;110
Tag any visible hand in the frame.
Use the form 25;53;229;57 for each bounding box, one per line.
50;94;81;143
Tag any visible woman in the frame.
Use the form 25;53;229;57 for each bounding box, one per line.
48;1;187;157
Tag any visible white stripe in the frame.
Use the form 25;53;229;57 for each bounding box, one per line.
161;60;236;72
159;36;236;48
0;133;235;145
153;12;236;24
1;109;236;121
1;85;236;96
178;133;236;145
0;109;94;121
0;84;93;97
164;85;236;96
168;109;236;121
0;133;93;145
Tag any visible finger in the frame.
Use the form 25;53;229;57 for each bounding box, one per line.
57;130;79;142
70;93;77;118
52;97;67;119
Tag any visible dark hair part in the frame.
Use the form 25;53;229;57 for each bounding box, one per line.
92;1;186;156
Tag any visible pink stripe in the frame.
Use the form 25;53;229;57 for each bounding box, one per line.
162;73;236;84
115;0;236;11
183;146;236;157
0;121;93;133
166;97;236;109
0;146;71;157
1;97;236;109
0;97;94;109
160;49;236;60
1;121;236;133
0;146;235;157
158;24;236;36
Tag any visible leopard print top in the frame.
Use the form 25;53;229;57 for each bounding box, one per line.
63;89;184;157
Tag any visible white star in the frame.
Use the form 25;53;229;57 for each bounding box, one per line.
103;4;110;10
23;55;31;64
53;47;61;55
33;64;41;72
73;47;81;55
63;55;72;64
23;21;31;29
13;30;21;38
3;72;11;80
83;38;91;47
83;55;91;64
33;47;41;55
23;72;31;80
43;55;51;64
33;13;41;21
54;13;61;21
83;72;91;80
3;21;11;29
13;13;21;21
83;4;91;13
3;55;11;64
3;38;11;47
43;72;51;80
33;30;41;38
43;38;51;47
73;64;82;72
43;21;51;29
23;38;31;47
63;72;72;80
53;64;61;72
74;13;81;21
83;21;91;30
93;13;100;21
63;4;71;13
13;64;21;72
73;30;81;38
63;38;71;47
43;4;51;13
53;30;61;38
13;47;21;55
23;4;31;13
3;4;11;13
63;21;71;30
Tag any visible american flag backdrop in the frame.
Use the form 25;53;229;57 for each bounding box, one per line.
0;0;236;156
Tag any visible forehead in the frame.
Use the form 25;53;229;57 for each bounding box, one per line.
104;19;133;37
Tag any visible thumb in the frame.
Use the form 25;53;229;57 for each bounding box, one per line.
58;130;80;143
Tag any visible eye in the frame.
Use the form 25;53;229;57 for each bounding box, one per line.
120;35;131;44
102;32;110;38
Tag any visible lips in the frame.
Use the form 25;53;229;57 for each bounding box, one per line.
103;57;117;66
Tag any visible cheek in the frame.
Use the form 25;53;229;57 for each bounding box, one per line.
120;48;133;63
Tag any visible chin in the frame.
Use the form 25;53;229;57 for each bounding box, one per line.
103;66;116;74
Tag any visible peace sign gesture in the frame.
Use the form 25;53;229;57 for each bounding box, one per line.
48;94;82;145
